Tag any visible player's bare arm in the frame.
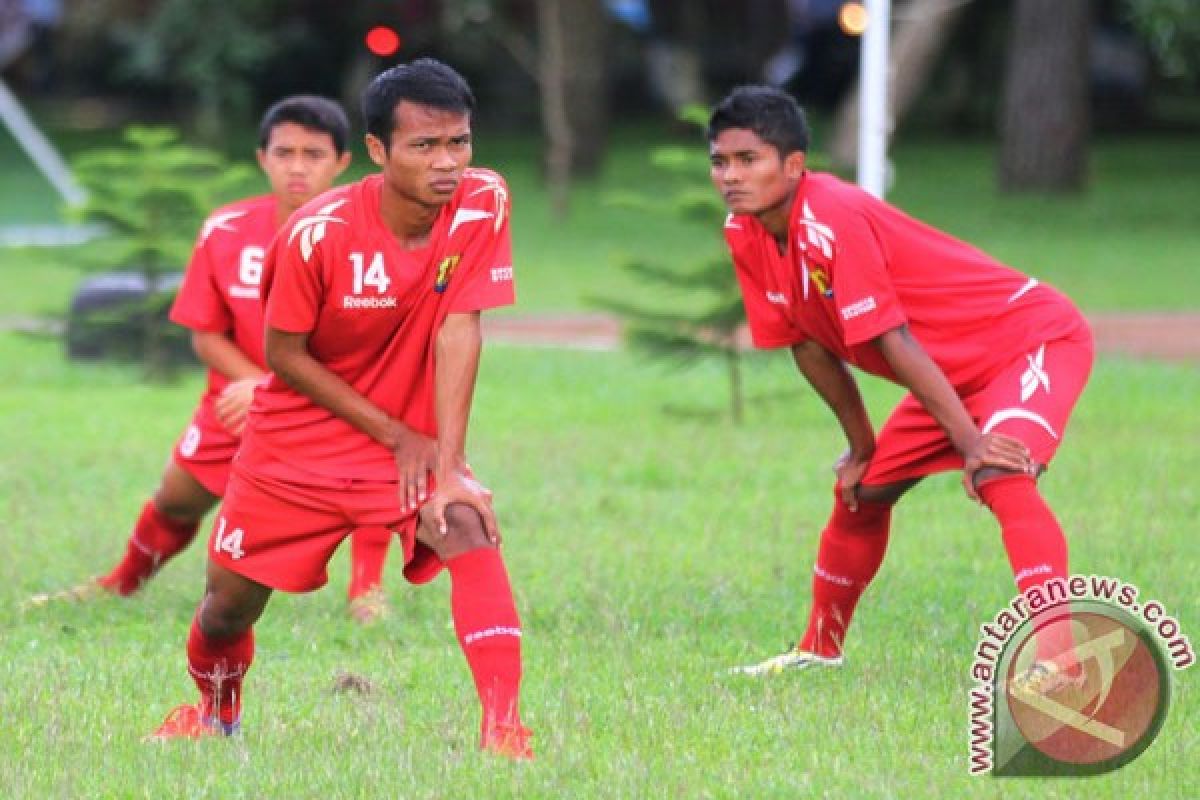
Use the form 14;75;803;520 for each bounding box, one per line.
873;325;1034;500
264;326;437;495
191;330;267;435
791;339;876;511
425;310;499;541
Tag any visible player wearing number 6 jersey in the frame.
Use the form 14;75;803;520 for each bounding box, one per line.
149;59;533;759
28;97;394;622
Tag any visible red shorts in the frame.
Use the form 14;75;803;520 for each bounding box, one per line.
862;327;1094;487
208;463;443;593
172;402;239;496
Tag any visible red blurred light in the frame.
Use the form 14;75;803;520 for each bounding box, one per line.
365;26;401;57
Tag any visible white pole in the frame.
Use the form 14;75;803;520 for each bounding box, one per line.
0;79;87;207
857;0;891;199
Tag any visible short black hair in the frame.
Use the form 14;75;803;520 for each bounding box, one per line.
361;58;476;148
707;86;809;156
258;95;350;155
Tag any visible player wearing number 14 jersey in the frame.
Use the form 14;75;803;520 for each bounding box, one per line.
28;97;395;622
150;59;532;758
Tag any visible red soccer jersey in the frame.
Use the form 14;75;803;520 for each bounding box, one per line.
169;194;277;401
240;168;516;483
725;172;1085;392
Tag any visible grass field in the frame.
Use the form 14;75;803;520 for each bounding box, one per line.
0;335;1197;798
1;124;1197;797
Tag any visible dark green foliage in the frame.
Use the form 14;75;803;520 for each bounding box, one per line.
593;120;750;423
68;126;252;380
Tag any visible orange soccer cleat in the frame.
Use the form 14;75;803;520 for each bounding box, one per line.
144;704;239;741
482;722;534;761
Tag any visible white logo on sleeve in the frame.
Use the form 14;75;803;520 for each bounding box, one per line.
199;210;247;244
449;208;495;237
288;198;348;262
766;291;788;305
798;200;835;259
467;174;509;232
840;296;877;321
490;266;513;283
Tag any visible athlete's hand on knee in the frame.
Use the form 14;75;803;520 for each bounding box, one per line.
961;432;1034;502
427;470;499;543
834;448;874;512
393;428;438;511
215;378;260;436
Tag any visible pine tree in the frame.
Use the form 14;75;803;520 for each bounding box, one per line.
592;129;750;424
69;126;250;380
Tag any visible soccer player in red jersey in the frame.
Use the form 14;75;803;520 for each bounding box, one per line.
710;87;1092;691
149;59;532;758
29;97;397;621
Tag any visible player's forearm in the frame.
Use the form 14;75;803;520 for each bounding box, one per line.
791;340;875;457
264;328;400;447
191;331;266;382
434;312;483;479
875;325;979;454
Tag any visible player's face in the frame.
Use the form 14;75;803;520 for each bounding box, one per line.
709;128;805;219
366;101;473;208
257;122;351;212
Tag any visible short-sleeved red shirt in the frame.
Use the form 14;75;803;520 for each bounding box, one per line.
239;168;516;483
169;194;277;402
725;172;1085;393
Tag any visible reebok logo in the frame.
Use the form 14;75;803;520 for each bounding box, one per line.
840;296;877;321
463;626;522;645
342;295;397;309
491;266;513;283
766;291;787;305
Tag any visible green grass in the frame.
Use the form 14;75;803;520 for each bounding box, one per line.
0;332;1196;797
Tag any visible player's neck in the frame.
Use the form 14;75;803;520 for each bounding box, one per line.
757;190;796;249
378;186;440;249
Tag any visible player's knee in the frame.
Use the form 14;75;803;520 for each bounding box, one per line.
419;502;494;561
197;592;255;639
441;503;493;551
855;478;919;507
972;466;1040;492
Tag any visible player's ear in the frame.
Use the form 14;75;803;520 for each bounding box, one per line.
335;150;352;175
255;148;268;172
365;134;387;168
784;150;807;180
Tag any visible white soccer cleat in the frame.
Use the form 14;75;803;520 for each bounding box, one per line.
732;646;844;677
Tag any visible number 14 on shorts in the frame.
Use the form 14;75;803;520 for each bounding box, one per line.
213;517;246;560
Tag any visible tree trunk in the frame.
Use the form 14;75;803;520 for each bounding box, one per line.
537;0;572;217
559;0;608;176
998;0;1091;193
831;0;970;169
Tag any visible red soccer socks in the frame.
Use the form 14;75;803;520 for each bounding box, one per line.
979;474;1076;669
798;496;892;659
446;548;529;755
186;616;254;729
348;526;392;600
100;501;200;595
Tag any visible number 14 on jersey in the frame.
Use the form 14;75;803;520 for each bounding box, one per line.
349;252;391;295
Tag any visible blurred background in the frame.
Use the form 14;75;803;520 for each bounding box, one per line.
2;0;1199;371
